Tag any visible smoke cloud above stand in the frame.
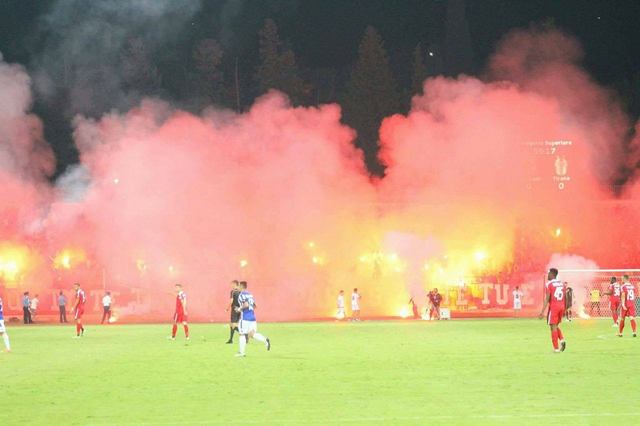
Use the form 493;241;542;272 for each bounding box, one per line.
1;27;639;320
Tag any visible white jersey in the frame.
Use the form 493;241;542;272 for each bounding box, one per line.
337;295;345;308
0;297;5;332
513;290;523;309
351;292;360;309
30;298;39;310
102;295;112;307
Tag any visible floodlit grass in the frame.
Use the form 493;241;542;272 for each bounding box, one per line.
1;319;638;425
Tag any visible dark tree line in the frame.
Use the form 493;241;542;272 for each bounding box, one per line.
125;19;442;175
124;16;640;176
7;0;637;177
49;8;640;177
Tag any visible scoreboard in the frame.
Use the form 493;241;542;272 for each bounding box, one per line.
524;140;573;191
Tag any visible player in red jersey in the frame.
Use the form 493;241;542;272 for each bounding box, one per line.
170;284;189;340
602;276;621;326
72;283;86;338
538;268;566;352
427;289;442;320
618;274;637;337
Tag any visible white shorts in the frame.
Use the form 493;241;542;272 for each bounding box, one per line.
351;305;360;311
0;320;5;333
513;300;522;310
337;307;345;316
238;320;257;335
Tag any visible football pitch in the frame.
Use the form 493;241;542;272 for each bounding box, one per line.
1;319;638;425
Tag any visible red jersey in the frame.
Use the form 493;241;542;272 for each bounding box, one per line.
75;289;86;308
429;292;442;306
546;279;565;310
621;283;636;308
608;282;622;302
175;291;186;314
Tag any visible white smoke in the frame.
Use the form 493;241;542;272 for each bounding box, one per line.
547;253;599;318
0;52;55;179
31;0;203;117
55;165;92;202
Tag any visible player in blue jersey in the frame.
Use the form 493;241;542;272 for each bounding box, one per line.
235;281;270;357
0;296;12;353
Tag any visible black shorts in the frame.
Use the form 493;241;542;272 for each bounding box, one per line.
230;311;240;323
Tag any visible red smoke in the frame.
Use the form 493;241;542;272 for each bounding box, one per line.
1;29;639;320
0;56;54;297
49;95;377;320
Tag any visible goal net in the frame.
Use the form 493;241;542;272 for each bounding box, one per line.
555;269;640;319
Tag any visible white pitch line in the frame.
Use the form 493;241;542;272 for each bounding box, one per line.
86;412;640;425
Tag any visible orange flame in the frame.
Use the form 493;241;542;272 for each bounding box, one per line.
53;248;87;270
0;242;31;283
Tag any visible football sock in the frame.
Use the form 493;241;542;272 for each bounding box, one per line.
613;311;619;324
557;328;564;342
253;333;267;343
183;324;189;337
619;319;625;334
631;319;637;333
76;323;81;336
551;329;559;350
171;324;178;338
2;333;10;350
238;335;246;354
229;327;235;341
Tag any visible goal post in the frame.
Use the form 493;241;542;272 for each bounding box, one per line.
552;269;640;319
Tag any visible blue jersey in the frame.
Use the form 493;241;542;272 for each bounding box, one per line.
0;297;4;321
238;290;256;321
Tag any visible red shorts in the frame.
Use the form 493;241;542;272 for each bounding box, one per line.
74;307;84;320
621;304;636;318
547;307;564;325
610;300;621;312
174;312;187;323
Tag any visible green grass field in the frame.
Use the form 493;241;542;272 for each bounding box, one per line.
1;319;638;425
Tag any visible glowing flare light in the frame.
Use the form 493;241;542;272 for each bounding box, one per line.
0;243;31;282
474;250;488;263
399;307;409;319
53;249;87;270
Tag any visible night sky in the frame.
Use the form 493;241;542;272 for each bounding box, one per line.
1;0;639;174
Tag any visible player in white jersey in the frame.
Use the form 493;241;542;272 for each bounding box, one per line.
235;281;271;357
351;288;361;321
512;286;523;315
336;290;345;320
0;296;11;352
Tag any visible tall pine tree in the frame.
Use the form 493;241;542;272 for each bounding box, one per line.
255;18;305;104
121;37;161;95
444;0;474;76
411;43;428;96
342;26;400;175
192;38;225;106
